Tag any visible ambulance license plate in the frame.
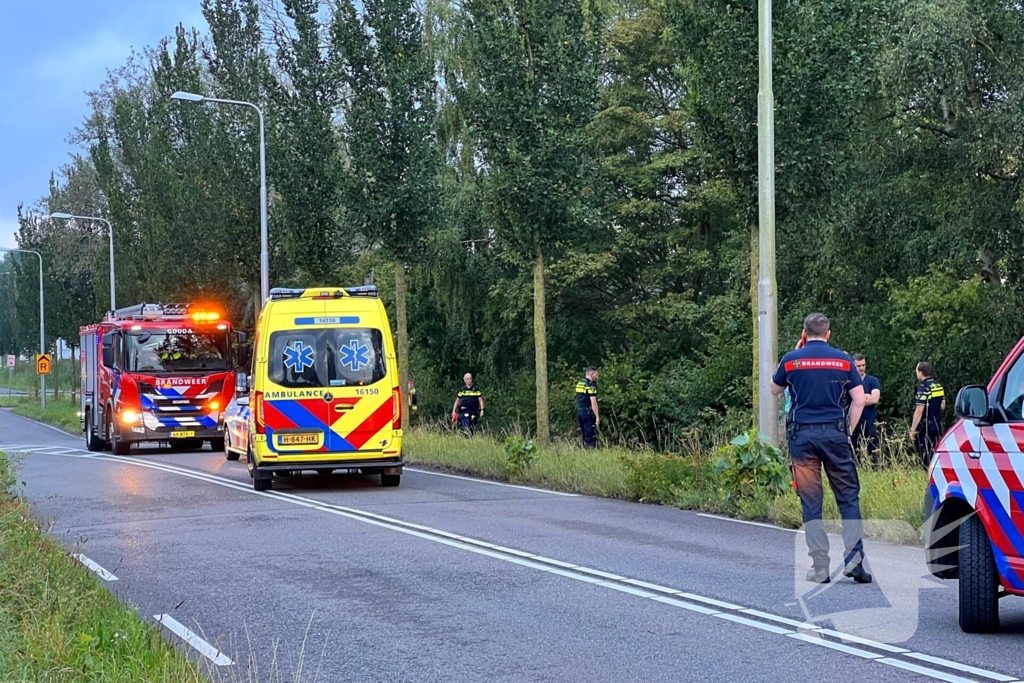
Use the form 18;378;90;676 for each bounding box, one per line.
170;431;195;438
279;433;318;446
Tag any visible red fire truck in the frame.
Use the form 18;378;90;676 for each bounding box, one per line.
80;302;246;454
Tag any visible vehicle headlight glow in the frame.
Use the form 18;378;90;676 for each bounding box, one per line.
120;410;141;425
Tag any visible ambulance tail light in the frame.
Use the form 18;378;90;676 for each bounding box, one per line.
391;387;402;429
253;391;266;434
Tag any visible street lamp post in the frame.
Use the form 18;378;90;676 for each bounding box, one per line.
170;91;269;307
757;0;779;445
0;248;46;409
50;213;116;311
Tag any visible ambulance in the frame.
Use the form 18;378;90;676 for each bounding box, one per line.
925;335;1024;632
237;286;404;491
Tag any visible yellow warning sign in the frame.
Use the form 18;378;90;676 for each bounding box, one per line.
36;354;52;375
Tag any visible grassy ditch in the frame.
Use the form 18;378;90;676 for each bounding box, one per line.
405;426;929;545
7;396;81;434
0;451;207;682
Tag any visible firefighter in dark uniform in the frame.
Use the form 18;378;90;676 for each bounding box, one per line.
910;361;945;468
851;354;881;461
770;313;872;584
451;373;484;435
575;367;600;449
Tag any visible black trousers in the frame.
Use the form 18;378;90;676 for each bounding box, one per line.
851;420;878;460
458;411;478;436
915;427;940;468
788;424;866;570
578;413;597;448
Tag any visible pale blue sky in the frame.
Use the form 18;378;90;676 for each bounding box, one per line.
0;0;206;248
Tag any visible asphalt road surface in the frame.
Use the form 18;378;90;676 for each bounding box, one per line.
2;408;1023;683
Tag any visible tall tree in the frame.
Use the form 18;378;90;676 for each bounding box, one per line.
447;0;603;441
332;0;440;431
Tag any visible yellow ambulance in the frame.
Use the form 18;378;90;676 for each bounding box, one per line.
239;286;404;491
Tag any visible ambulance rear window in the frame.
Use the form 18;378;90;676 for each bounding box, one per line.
268;329;387;389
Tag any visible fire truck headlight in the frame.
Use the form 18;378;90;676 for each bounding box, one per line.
121;410;141;425
208;401;220;411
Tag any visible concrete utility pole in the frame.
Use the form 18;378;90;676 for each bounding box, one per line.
757;0;779;445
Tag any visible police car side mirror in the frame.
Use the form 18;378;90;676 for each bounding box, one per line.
236;372;250;396
955;385;989;423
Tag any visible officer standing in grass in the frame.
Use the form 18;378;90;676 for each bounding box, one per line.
770;313;872;585
451;373;484;435
576;367;600;449
910;361;945;467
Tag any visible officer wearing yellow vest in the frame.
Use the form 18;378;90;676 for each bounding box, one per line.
575;367;600;449
451;373;484;435
910;361;945;467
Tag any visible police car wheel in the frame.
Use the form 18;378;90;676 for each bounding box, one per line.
223;435;240;461
959;514;1000;633
381;473;401;487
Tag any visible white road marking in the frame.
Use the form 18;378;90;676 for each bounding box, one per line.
697;513;802;533
904;653;1019;682
815;628;911;654
20;445;1020;683
72;554;118;581
787;632;881;659
154;614;233;666
739;609;816;630
878;657;987;683
404;467;579;497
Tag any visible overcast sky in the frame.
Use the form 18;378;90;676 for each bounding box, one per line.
0;0;206;248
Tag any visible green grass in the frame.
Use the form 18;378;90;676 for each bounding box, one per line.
407;429;630;498
0;452;208;682
0;359;78;394
8;396;81;434
405;427;930;545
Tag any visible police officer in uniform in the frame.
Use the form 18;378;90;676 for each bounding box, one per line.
910;362;945;467
770;313;872;584
451;373;484;435
575;367;600;448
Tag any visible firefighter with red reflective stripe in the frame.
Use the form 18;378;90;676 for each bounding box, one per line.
770;313;872;585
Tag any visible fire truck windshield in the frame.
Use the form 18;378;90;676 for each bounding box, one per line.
126;329;231;373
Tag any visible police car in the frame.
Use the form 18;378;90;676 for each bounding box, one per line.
925;335;1024;632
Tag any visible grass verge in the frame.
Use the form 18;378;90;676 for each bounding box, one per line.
0;452;207;682
7;396;81;434
405;427;929;544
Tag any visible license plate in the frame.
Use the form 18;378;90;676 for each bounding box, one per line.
279;433;318;446
170;431;195;438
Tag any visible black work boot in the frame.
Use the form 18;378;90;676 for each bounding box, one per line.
844;563;873;584
806;566;831;583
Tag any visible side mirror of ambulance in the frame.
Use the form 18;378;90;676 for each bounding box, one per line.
236;372;250;396
955;385;990;423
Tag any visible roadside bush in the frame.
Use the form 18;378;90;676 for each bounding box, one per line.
622;454;694;504
504;436;538;479
714;430;790;506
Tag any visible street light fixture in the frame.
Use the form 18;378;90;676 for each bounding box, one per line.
0;248;46;409
171;90;269;307
50;213;116;311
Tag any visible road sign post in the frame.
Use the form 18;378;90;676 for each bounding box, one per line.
6;355;13;407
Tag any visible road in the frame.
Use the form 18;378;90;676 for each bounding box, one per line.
2;408;1023;683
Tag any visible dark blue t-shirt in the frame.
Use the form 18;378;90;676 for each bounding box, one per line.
861;374;880;425
772;340;863;425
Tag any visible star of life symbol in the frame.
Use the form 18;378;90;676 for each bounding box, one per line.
341;340;370;372
284;341;315;373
